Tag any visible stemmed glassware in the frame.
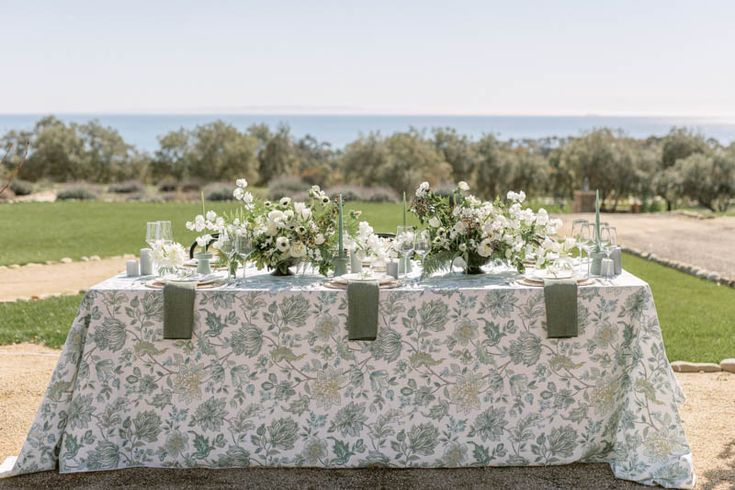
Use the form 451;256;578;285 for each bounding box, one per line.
220;231;247;283
146;222;160;248
414;230;431;276
396;225;415;280
158;221;173;244
571;219;589;265
578;223;594;278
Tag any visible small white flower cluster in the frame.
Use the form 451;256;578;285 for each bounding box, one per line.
232;178;255;209
151;240;187;269
415;181;431;198
348;221;393;263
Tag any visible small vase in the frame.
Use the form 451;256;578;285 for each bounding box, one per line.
464;264;485;275
590;251;604;276
271;262;295;276
195;253;212;275
463;252;488;275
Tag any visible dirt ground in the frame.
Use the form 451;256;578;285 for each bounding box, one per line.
0;258;129;302
561;213;735;281
1;344;733;489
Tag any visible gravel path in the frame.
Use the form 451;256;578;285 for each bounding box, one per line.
560;213;735;281
1;344;733;489
0;258;128;302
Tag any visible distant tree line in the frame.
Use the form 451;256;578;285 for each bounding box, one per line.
2;115;734;211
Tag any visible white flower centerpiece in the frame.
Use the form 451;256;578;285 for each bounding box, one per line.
411;181;563;275
187;181;356;276
151;240;188;276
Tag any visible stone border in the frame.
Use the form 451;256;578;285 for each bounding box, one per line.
672;360;735;373
623;246;735;289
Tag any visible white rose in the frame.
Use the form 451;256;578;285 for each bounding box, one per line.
236;178;248;188
314;233;325;245
458;181;469;191
233;187;244;200
289;241;306;258
453;221;467;235
428;217;441;228
206;211;217;221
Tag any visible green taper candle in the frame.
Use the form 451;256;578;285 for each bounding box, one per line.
403;191;407;228
594;189;601;251
338;194;344;257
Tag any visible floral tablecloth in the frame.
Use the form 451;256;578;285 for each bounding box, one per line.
5;269;695;488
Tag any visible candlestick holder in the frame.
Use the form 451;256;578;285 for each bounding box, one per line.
333;256;349;276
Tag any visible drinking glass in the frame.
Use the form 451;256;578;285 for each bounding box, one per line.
220;231;244;282
158;221;173;244
146;221;160;248
236;234;254;281
414;230;431;274
579;223;594;278
396;226;415;280
599;225;615;259
570;219;589;264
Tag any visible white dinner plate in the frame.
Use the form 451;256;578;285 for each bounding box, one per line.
333;273;394;285
525;269;576;281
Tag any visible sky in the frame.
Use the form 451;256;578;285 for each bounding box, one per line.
2;0;734;116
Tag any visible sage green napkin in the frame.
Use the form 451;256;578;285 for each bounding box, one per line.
544;278;578;338
347;280;379;341
163;282;197;339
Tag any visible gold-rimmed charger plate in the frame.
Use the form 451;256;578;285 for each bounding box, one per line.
144;278;225;289
515;277;595;287
323;280;401;290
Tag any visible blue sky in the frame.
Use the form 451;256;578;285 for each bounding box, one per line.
2;0;734;116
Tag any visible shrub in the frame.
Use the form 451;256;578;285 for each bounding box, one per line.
267;176;309;200
205;183;235;201
57;188;96;201
9;179;33;196
181;178;203;192
366;187;399;203
108;180;144;194
326;185;363;202
157;177;178;192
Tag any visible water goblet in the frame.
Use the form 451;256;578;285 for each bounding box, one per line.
413;230;431;276
571;219;589;265
396;225;415;280
146;221;160;248
158;221;173;244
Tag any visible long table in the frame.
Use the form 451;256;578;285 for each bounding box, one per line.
5;269;695;488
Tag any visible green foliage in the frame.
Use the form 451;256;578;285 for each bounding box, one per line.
267;176;310;200
672;152;735;212
153;121;259;183
2;117;733;211
10;179;33;196
57;187;97;201
341;131;452;194
108;180;144;194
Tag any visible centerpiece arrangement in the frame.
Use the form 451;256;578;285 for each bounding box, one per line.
410;181;563;274
187;180;356;276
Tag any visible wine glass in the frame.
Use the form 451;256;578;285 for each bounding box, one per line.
146;221;160;248
579;223;594;278
158;221;173;244
414;230;431;275
219;231;243;282
236;234;253;282
570;219;589;265
396;225;415;280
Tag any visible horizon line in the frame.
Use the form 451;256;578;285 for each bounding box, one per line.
1;111;735;121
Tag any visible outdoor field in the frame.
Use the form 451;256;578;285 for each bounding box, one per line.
1;200;734;363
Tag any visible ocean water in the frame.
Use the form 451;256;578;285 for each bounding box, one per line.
1;114;734;152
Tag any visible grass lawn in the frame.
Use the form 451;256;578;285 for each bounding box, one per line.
0;201;733;362
0;201;421;266
621;253;735;363
1;253;733;362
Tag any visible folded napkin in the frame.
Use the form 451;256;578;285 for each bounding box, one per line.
347;280;379;341
544;278;578;338
163;282;197;339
